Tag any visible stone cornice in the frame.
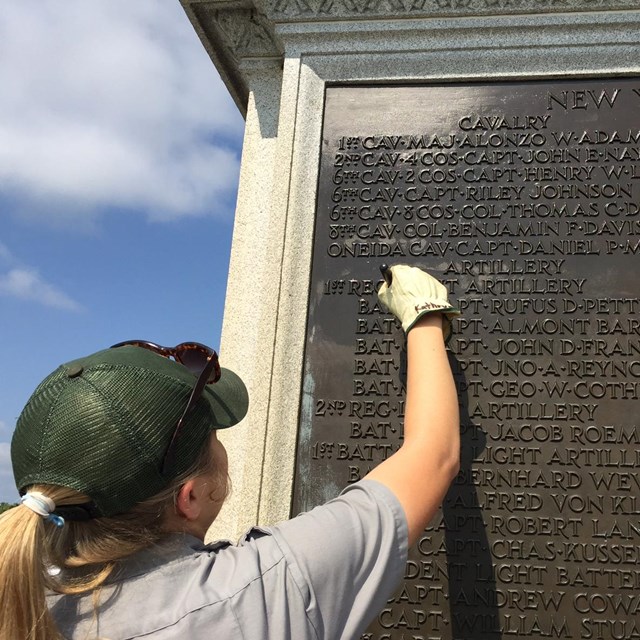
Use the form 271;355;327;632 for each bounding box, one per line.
264;0;640;21
181;0;283;115
180;0;640;115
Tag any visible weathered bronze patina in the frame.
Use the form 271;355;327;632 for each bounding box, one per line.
293;80;640;639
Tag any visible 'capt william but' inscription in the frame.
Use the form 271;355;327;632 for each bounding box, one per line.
293;80;640;640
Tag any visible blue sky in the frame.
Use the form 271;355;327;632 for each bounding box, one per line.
0;1;245;502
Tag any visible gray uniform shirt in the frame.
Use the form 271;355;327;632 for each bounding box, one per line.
49;480;408;639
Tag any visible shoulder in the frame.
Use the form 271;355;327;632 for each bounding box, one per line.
267;479;407;552
257;480;408;639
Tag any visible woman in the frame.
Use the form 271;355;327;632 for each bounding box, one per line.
0;265;460;640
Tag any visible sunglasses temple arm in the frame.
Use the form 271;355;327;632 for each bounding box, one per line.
161;355;219;475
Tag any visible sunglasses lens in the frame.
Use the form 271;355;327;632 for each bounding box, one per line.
179;348;210;375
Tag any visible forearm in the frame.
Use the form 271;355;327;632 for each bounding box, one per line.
365;314;460;544
404;315;459;457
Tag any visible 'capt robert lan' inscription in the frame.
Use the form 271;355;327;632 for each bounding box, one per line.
294;79;640;640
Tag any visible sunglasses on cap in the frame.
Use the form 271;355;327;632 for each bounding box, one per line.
110;340;221;475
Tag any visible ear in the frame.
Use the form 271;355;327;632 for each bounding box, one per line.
175;479;202;522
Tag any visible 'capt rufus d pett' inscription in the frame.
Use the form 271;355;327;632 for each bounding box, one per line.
293;78;640;640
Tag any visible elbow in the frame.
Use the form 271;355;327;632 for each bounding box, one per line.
444;435;460;483
449;414;461;481
445;452;460;483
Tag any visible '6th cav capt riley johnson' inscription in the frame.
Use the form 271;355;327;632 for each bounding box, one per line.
293;80;640;640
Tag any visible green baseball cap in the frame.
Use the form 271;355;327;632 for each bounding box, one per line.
11;345;249;517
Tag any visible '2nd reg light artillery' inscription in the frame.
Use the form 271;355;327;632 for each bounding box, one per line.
293;80;640;640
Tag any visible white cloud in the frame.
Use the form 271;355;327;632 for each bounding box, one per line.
0;268;83;312
0;0;244;225
0;245;82;311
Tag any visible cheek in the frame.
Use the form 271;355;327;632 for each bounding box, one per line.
208;436;230;502
213;438;228;475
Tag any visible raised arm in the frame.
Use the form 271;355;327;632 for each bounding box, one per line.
365;265;460;545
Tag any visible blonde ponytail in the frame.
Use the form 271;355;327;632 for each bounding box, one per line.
0;492;65;640
0;438;226;640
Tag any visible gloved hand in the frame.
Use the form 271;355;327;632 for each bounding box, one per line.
377;264;460;340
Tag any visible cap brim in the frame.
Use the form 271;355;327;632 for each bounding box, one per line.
202;367;249;429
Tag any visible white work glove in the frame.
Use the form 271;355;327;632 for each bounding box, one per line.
377;264;460;341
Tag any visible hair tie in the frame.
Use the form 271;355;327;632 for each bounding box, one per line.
21;492;65;528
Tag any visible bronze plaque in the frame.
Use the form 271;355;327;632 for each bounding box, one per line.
293;80;640;639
